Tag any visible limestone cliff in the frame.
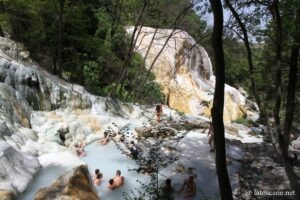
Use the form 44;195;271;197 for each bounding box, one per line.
127;27;246;122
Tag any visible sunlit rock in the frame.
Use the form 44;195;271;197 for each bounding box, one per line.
38;151;85;168
34;165;99;200
0;189;16;200
127;26;247;122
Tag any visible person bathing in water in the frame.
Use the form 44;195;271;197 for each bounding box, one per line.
128;141;142;159
74;142;86;157
161;178;174;200
100;132;109;145
156;102;163;123
180;176;196;199
108;170;125;190
92;169;103;186
108;179;116;190
114;170;125;187
93;173;102;186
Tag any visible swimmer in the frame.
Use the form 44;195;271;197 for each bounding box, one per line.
74;142;86;157
113;170;125;187
93;173;102;186
92;169;102;181
180;176;196;198
108;179;117;190
100;132;109;145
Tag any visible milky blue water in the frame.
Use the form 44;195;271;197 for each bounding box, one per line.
19;141;149;200
19;165;73;200
82;141;149;200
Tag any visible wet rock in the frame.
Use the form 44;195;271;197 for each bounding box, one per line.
135;126;152;138
0;141;40;194
0;57;92;111
0;83;31;128
0;122;13;139
34;165;99;200
136;125;177;138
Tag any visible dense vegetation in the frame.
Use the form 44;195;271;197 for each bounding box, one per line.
0;0;210;104
1;0;278;106
1;0;298;118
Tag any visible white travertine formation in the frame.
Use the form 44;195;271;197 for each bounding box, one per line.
127;26;246;122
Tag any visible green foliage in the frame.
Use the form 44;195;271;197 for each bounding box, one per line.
142;0;208;42
1;0;166;104
223;36;250;89
232;117;251;126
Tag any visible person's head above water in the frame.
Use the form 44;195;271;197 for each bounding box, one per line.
109;179;114;185
130;141;135;145
116;170;121;176
95;169;100;174
96;173;102;179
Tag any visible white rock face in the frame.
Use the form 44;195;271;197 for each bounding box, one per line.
0;141;40;194
127;26;247;122
38;152;85;168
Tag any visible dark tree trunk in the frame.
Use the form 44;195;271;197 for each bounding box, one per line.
125;28;159;100
224;0;266;122
269;2;300;198
56;0;65;78
111;0;151;98
134;2;193;100
283;8;300;158
209;0;233;200
0;24;4;37
270;0;283;134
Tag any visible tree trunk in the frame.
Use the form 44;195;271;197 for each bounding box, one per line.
281;8;300;199
56;0;65;78
224;0;266;122
270;0;283;134
283;8;300;157
110;0;151;98
209;0;233;199
125;28;159;100
270;2;300;198
0;24;4;37
134;2;193;100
